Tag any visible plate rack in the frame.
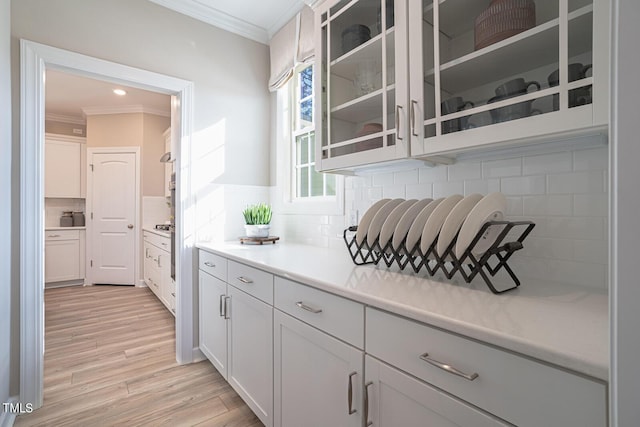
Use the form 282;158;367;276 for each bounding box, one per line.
343;220;535;294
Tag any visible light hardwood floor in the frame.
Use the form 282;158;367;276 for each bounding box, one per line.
15;285;263;427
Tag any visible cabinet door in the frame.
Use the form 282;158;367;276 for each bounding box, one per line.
157;248;171;308
274;310;362;427
45;140;81;198
45;239;80;282
364;356;508;427
315;0;408;172
228;286;273;427
144;243;161;297
199;270;228;377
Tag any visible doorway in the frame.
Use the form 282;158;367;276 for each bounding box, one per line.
20;40;197;409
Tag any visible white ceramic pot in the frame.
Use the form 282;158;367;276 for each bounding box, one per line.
245;224;270;238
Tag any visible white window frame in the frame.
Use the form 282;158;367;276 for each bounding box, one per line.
276;63;344;216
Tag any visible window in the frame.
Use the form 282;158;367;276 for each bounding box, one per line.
292;65;336;199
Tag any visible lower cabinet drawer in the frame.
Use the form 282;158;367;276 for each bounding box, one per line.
199;250;228;282
275;277;364;349
366;308;607;427
228;260;273;304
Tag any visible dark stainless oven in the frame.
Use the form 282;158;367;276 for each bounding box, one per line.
169;173;176;280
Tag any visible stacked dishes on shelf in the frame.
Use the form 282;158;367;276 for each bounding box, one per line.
344;192;535;294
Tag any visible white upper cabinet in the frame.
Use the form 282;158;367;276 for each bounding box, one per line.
45;134;86;198
314;0;608;171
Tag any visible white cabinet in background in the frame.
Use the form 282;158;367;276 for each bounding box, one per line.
143;230;173;315
45;134;86;198
198;254;274;427
45;229;84;284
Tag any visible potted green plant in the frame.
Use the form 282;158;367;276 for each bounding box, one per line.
242;203;272;238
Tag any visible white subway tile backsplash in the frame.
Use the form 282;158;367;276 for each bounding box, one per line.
405;183;433;200
523;195;573;216
501;175;546;195
373;172;394;187
463;179;500;195
482;157;522;178
279;145;608;290
419;166;448;183
433;181;464;198
547;171;605;194
573;194;608;217
573;147;608;171
382;184;406;199
522;151;572;175
394;169;419;185
448;162;481;181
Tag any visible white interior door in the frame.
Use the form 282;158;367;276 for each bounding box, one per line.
90;151;137;285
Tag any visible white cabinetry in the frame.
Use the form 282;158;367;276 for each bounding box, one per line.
366;307;607;427
198;254;273;427
364;356;508;426
273;277;365;427
45;134;86;198
45;229;84;283
163;127;172;199
143;230;173;315
314;0;609;171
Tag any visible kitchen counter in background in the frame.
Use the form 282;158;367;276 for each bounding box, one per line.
197;241;608;381
143;226;170;238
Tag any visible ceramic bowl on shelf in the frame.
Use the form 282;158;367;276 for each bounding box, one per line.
474;0;536;50
341;24;371;54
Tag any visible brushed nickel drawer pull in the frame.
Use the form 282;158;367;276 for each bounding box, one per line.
219;294;225;317
237;276;253;284
296;301;323;314
347;371;357;415
364;381;373;426
204;261;216;268
395;105;403;141
419;353;479;381
223;296;231;319
171;292;175;297
47;234;60;238
410;99;419;137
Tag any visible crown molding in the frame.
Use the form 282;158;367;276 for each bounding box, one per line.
149;0;269;44
45;113;85;125
82;105;170;117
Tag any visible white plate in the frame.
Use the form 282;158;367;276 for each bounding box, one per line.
455;192;507;258
436;193;484;259
367;199;405;247
392;198;433;250
378;199;418;249
420;194;464;255
355;199;391;245
404;198;444;252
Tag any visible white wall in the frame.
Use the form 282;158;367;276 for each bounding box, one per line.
1;0;12;410
10;0;271;397
610;0;640;424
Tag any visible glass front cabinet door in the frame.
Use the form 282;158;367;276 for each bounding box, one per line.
314;0;608;172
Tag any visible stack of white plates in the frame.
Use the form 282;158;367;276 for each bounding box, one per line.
354;192;507;258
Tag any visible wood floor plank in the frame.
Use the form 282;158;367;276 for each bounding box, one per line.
15;285;264;427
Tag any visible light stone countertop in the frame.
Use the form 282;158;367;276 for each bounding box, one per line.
196;241;609;381
45;226;86;230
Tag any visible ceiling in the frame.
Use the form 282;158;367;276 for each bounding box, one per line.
46;1;314;121
45;70;171;122
148;0;316;44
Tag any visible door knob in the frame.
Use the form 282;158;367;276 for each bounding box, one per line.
128;224;134;229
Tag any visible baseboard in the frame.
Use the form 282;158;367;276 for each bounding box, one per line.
192;347;206;363
0;396;19;427
137;279;148;288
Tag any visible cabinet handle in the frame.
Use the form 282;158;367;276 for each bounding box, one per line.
395;105;403;141
223;296;231;319
364;381;373;426
419;353;479;381
219;294;225;317
171;292;175;297
47;234;60;238
347;371;357;415
157;255;162;268
204;261;216;268
171;308;176;314
295;301;323;314
237;276;253;284
410;99;419;137
145;248;149;258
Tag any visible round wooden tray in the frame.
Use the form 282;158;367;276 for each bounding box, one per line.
239;236;280;245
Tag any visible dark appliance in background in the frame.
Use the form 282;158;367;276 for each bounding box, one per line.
169;172;176;281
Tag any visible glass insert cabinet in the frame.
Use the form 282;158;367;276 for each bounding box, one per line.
314;0;609;172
